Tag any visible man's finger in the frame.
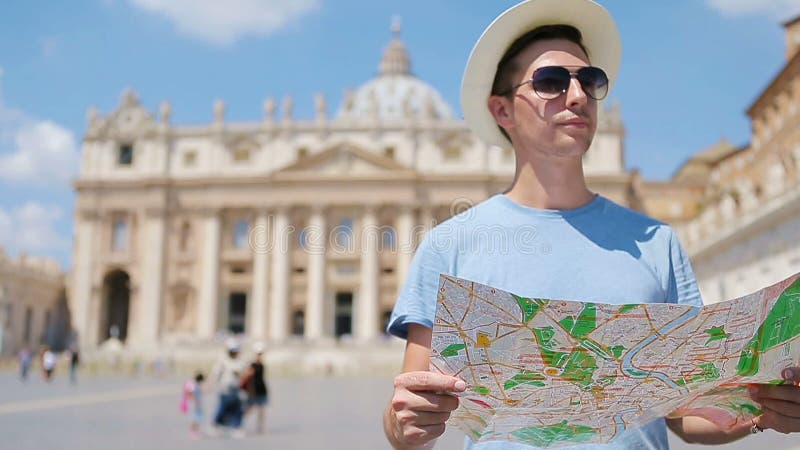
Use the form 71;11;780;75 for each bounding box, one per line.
750;384;800;403
414;411;452;426
395;371;467;393
412;391;461;412
400;423;447;445
783;367;800;384
760;398;800;419
757;410;800;434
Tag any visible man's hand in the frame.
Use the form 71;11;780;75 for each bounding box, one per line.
751;367;800;434
387;371;466;448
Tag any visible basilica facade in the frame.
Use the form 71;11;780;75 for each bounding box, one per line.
69;18;800;357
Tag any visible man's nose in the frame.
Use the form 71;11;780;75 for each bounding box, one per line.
565;76;588;108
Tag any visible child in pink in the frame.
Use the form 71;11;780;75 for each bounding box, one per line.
181;372;205;438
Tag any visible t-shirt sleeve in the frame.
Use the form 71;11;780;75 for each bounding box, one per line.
386;233;449;340
666;227;703;307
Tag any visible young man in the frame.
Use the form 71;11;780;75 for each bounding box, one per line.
383;1;800;449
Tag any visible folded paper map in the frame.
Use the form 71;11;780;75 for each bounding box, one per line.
430;272;800;448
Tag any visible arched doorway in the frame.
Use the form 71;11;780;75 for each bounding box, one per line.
101;270;130;342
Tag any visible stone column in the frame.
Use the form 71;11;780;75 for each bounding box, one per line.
395;206;415;296
269;207;291;341
305;205;327;340
197;210;221;338
88;285;102;347
248;209;270;340
136;208;166;346
421;205;435;234
71;211;96;349
356;206;379;341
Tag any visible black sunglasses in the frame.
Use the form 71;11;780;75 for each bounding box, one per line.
503;65;609;101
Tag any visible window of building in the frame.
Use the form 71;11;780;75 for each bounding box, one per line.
118;144;134;166
297;147;309;160
334;218;354;249
384;146;395;159
183;151;197;167
336;263;356;274
112;218;129;251
297;228;309;249
233;149;250;163
443;146;461;161
382;227;396;250
227;293;247;334
233;219;250;248
292;310;305;336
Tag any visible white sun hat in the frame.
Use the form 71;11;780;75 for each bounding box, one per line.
461;0;621;149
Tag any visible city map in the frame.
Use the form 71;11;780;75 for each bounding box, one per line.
430;272;800;448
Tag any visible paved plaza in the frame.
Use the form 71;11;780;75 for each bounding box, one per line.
0;370;797;450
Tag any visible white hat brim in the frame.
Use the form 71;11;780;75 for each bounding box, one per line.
461;0;621;149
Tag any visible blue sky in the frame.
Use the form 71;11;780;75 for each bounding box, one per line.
0;0;799;269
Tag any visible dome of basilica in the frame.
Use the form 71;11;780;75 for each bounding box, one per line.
338;19;455;121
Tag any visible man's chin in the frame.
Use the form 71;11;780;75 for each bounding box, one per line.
553;138;592;156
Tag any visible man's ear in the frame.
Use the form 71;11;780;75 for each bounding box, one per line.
488;95;514;131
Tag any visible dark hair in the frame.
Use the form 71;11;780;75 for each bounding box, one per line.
490;24;590;142
195;372;205;382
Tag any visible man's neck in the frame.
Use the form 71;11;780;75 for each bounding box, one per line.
505;156;594;210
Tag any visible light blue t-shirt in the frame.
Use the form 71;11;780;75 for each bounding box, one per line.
388;194;703;450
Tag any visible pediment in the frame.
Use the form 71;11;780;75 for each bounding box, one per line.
105;106;156;140
273;144;415;179
89;89;157;141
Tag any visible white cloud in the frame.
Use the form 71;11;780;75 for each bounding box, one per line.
0;72;80;187
707;0;800;20
0;202;68;255
0;72;73;267
0;120;79;187
128;0;321;46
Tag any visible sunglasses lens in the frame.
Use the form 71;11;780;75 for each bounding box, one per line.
577;67;609;100
531;67;571;99
530;66;609;100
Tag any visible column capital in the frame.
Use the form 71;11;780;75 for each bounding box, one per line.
362;204;379;216
272;204;292;216
143;206;167;219
396;204;416;215
309;203;329;215
77;209;101;221
253;207;271;217
198;207;222;218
